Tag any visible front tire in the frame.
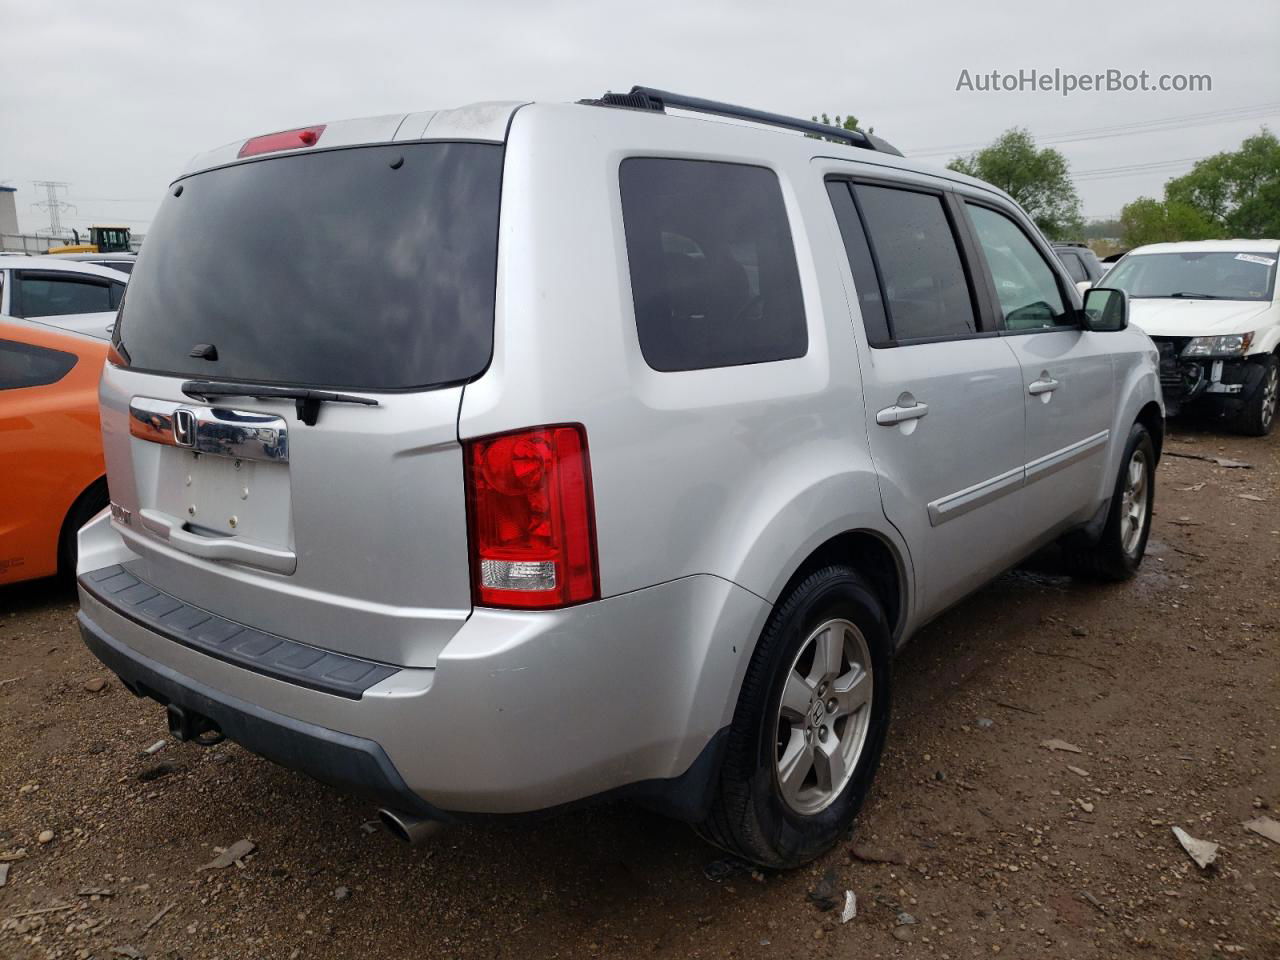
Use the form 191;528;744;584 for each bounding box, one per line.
1064;423;1155;581
695;566;891;869
1231;354;1278;437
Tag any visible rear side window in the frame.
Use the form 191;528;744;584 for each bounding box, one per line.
619;158;807;371
115;142;503;391
0;340;77;390
16;275;115;318
1059;251;1088;283
853;185;976;341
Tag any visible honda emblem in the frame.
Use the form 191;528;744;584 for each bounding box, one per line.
173;408;197;448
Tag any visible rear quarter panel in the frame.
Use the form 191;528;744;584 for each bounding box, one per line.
460;104;907;616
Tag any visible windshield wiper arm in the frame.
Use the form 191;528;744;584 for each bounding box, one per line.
180;380;378;426
1167;291;1222;299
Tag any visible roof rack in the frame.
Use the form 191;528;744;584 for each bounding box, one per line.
581;85;903;157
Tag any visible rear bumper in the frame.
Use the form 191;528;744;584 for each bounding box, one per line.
78;562;768;819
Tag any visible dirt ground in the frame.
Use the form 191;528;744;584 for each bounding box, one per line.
1;421;1277;960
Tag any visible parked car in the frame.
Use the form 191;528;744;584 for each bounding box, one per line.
47;252;138;275
0;257;128;339
0;318;108;585
76;88;1162;868
1053;242;1108;290
1105;239;1279;435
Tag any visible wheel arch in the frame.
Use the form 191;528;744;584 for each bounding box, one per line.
1135;399;1164;463
57;475;110;577
772;529;908;645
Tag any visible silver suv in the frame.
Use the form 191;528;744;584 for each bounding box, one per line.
77;88;1163;868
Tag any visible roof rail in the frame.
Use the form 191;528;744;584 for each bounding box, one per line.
581;85;903;157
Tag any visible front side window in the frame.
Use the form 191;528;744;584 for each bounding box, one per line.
967;205;1069;330
852;184;976;341
0;340;77;390
1104;251;1278;302
619;158;807;371
17;275;115;318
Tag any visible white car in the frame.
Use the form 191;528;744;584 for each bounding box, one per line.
0;256;129;340
1104;239;1279;435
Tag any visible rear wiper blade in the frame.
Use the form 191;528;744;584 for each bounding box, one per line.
1167;292;1222;299
181;380;378;426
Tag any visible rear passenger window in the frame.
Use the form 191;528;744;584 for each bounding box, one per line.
17;275;114;318
853;184;976;341
1059;252;1088;283
0;340;77;390
966;204;1070;330
619;158;807;371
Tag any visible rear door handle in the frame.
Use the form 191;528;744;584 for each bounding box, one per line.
1028;377;1060;396
876;401;930;425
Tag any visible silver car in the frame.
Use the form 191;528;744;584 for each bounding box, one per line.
77;88;1162;868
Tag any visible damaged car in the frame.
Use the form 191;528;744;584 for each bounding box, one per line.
1106;239;1280;435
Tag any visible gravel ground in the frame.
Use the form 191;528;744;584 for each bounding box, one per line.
1;421;1277;960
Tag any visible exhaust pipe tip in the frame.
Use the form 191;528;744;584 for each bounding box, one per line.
377;808;446;846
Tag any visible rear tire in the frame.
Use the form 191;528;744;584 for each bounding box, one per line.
695;566;891;869
1063;423;1154;582
58;479;109;580
1230;354;1278;437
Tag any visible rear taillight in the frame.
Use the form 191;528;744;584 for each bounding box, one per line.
237;125;326;158
464;424;599;609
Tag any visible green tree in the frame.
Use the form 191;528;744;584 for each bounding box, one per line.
948;128;1082;240
811;112;871;135
1118;197;1221;247
1164;129;1280;238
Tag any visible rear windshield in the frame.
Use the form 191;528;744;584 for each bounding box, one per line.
115;142;503;390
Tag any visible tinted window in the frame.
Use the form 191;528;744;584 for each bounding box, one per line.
968;205;1069;330
0;340;77;390
826;181;889;344
1058;251;1088;283
115;142;503;390
109;283;124;309
17;275;114;318
853;185;976;340
620;158;807;371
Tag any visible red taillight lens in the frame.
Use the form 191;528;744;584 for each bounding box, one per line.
237;125;326;158
464;424;599;609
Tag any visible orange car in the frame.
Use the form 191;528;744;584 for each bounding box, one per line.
0;317;108;584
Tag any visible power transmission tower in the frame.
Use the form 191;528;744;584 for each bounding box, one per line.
32;181;76;237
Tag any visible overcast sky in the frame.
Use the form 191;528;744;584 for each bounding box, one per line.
2;0;1277;236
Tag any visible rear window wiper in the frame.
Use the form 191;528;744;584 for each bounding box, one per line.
1166;292;1222;299
181;380;378;426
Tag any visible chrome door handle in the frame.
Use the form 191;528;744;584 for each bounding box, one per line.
876;401;930;425
1028;377;1060;395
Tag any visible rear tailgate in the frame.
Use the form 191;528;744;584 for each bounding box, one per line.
98;137;505;668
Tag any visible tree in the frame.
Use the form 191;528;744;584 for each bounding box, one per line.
948;128;1082;240
811;112;871;135
1119;197;1221;247
1164;129;1280;238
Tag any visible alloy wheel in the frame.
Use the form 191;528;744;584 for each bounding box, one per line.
1119;448;1149;556
773;618;873;815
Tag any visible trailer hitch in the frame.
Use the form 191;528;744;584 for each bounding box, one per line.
166;704;225;746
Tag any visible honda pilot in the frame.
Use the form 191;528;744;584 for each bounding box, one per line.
77;88;1163;868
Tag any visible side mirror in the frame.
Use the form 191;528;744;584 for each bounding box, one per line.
1082;286;1128;332
1075;279;1093;296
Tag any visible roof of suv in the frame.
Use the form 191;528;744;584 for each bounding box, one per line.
1127;239;1280;256
177;95;1016;207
